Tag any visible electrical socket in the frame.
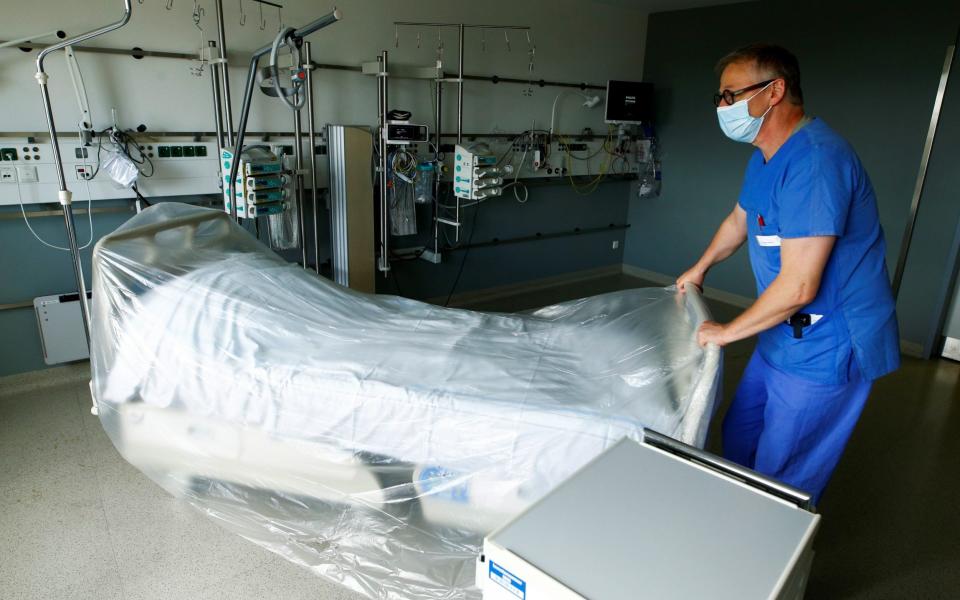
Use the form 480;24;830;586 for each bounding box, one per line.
0;166;16;182
75;164;93;180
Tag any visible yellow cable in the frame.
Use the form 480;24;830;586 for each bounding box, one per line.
558;126;614;195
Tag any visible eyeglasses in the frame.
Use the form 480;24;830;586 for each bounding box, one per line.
713;79;775;107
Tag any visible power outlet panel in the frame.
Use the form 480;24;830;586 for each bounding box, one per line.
0;136;329;206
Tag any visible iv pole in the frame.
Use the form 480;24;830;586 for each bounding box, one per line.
225;9;342;243
34;0;134;346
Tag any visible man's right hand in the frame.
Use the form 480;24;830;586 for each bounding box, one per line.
677;265;706;293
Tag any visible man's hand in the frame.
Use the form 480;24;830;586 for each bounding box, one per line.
677;265;706;293
697;320;729;347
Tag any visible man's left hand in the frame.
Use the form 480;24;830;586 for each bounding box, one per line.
697;321;730;347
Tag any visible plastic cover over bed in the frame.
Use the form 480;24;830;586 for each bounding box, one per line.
89;203;721;599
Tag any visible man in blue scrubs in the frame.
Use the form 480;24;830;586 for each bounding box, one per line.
677;44;900;503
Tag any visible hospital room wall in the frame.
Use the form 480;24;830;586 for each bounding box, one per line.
0;0;646;377
624;0;960;351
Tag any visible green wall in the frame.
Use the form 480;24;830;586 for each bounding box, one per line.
626;0;960;349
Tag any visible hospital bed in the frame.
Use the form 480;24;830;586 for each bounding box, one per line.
89;203;722;599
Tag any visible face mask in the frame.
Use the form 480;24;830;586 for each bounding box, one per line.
716;81;774;143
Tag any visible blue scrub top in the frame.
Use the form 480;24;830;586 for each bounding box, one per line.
738;118;900;384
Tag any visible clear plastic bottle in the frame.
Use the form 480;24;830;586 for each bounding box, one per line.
414;162;434;204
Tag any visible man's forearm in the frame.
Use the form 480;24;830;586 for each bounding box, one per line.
723;276;811;343
696;213;747;272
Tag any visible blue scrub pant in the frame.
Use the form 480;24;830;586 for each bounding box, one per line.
722;350;871;504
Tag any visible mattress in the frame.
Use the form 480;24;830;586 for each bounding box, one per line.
89;203;722;600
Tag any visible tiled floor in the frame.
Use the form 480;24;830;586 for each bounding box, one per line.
0;366;362;600
1;274;957;599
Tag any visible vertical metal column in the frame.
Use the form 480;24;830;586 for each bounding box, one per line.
433;78;443;256
304;42;321;274
208;41;225;151
377;51;390;273
457;24;464;145
214;0;235;147
452;24;465;242
293;106;307;269
892;41;957;298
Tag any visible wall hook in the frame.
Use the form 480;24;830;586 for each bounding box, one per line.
258;2;266;30
504;29;511;52
239;0;246;26
193;0;205;30
166;0;174;10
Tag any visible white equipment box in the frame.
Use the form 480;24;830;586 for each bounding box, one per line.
480;431;820;600
34;293;90;365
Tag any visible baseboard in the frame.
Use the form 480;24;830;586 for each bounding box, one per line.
899;340;925;359
620;264;755;308
0;361;90;397
433;264;623;307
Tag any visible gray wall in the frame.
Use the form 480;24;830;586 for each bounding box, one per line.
626;0;960;349
381;182;630;301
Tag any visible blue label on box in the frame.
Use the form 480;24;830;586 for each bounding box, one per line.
489;560;526;599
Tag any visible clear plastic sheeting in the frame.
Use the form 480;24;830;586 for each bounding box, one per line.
89;203;722;600
267;197;300;249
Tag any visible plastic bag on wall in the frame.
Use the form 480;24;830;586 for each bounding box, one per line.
89;203;721;600
100;150;139;188
267;197;300;249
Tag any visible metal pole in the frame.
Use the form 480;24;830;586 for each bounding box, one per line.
208;41;225;151
378;51;390;274
457;24;464;145
293;106;307;269
453;24;465;244
892;41;956;298
213;0;235;147
304;42;320;274
33;0;133;348
433;78;443;256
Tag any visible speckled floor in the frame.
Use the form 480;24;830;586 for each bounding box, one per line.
1;274;957;599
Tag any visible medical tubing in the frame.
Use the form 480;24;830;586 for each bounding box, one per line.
271;27;305;111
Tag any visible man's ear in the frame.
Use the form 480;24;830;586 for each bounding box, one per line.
770;78;787;106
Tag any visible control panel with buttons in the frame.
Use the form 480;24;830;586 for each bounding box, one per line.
0;137;326;206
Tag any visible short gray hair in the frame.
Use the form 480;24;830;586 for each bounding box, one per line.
716;43;804;105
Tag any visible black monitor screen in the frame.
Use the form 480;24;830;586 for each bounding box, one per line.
605;80;654;124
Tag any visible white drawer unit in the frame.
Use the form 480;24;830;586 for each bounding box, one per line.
34;292;90;365
481;432;819;600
